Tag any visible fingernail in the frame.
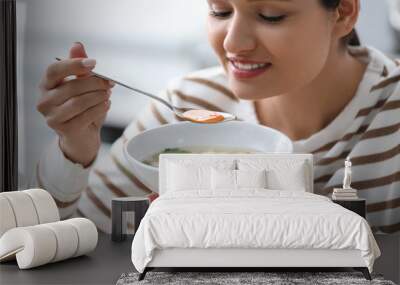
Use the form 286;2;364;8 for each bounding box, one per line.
109;81;115;87
81;58;96;68
106;89;112;95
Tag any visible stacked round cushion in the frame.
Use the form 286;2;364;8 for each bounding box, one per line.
0;189;98;269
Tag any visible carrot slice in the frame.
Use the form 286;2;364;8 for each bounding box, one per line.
182;110;225;123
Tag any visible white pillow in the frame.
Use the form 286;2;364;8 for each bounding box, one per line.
167;162;210;191
211;169;268;191
165;159;235;193
211;168;236;190
267;167;307;191
236;169;267;189
237;159;309;191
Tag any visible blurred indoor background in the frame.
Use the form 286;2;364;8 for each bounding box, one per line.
14;1;400;282
16;0;398;188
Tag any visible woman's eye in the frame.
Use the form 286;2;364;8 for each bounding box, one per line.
209;10;232;18
259;14;287;23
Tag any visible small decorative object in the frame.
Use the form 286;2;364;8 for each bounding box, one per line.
342;156;352;190
332;157;359;200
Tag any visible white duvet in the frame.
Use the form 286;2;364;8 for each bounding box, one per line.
131;190;380;273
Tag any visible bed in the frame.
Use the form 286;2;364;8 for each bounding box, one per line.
131;154;380;281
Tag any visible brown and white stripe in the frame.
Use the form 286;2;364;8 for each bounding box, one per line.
34;47;400;234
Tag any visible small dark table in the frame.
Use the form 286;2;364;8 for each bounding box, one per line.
332;198;366;218
112;197;149;242
0;233;133;285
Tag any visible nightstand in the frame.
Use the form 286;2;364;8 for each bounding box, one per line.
332;198;366;218
111;197;149;242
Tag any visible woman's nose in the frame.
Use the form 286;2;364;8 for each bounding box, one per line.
223;16;257;54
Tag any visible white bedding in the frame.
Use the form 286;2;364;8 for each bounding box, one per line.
131;190;380;273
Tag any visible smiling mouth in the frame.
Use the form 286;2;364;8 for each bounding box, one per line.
230;61;270;71
227;59;272;79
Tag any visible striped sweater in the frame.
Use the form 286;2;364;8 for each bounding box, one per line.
36;45;400;234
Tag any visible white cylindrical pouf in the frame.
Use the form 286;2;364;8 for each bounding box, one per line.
0;226;57;269
0;196;17;237
0;218;97;269
24;189;60;224
64;218;98;257
42;221;79;262
1;192;39;227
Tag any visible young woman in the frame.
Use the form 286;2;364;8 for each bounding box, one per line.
36;0;399;234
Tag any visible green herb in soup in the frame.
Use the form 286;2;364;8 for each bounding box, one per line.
141;146;260;167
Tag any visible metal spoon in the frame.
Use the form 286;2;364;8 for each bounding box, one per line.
55;57;236;123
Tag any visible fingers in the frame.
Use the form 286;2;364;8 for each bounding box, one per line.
50;100;111;136
66;100;111;131
46;89;111;124
39;42;90;91
38;76;113;113
40;58;97;91
69;42;88;59
93;112;108;129
70;42;91;81
37;42;114;139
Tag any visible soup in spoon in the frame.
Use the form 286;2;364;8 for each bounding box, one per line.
181;109;225;123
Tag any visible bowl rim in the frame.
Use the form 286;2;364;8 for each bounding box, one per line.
123;121;293;171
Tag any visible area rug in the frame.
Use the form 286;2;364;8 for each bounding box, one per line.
116;271;396;285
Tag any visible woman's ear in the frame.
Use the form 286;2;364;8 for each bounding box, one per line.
332;0;360;40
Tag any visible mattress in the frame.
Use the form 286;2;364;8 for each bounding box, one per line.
131;190;380;273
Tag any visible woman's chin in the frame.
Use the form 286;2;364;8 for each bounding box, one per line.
232;87;276;101
229;78;291;101
228;78;278;100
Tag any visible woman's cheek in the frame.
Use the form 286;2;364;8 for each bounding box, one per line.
299;36;331;86
207;21;226;64
274;28;330;93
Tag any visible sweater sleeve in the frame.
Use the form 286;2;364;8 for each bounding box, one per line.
33;84;184;232
34;137;92;219
33;68;237;233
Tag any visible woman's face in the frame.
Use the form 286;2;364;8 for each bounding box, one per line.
207;0;337;100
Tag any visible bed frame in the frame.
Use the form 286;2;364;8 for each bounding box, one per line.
139;154;371;281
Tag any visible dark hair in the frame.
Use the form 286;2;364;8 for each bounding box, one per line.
319;0;360;46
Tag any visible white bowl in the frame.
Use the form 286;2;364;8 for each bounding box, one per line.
124;121;293;192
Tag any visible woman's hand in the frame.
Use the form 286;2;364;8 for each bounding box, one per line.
37;42;115;167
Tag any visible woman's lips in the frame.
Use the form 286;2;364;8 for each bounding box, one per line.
228;60;272;79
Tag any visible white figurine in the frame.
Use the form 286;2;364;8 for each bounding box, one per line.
332;157;358;199
342;156;352;189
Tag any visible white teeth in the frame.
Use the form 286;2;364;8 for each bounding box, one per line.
232;61;268;71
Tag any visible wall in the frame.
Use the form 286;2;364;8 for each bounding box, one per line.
17;0;216;186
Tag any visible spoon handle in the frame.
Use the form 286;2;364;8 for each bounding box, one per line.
55;57;174;111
